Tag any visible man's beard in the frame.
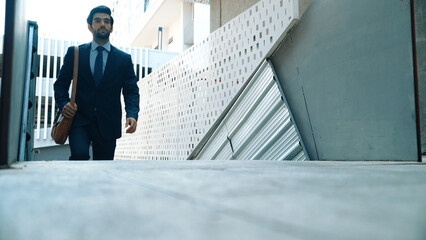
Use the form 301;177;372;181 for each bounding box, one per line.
94;29;110;39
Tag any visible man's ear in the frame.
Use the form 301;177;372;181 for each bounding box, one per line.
110;25;113;33
88;24;93;33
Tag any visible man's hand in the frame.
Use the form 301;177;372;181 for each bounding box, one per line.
125;117;137;133
62;102;77;119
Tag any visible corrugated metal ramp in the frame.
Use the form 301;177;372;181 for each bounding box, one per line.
189;60;309;160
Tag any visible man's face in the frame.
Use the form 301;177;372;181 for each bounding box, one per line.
89;13;113;39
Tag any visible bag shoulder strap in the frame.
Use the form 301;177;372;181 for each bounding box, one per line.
70;46;79;105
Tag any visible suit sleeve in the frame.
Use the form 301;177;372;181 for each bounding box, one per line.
122;54;140;120
54;46;75;111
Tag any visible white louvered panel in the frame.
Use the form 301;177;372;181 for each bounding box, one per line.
261;126;299;160
225;66;273;129
249;108;292;160
282;140;303;159
198;127;229;160
237;103;290;160
196;61;274;160
212;135;234;160
196;63;276;160
229;76;276;139
193;60;308;161
293;150;307;161
231;82;281;154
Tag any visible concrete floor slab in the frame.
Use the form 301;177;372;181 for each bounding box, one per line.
1;160;425;240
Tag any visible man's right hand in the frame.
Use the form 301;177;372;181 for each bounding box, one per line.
62;102;77;119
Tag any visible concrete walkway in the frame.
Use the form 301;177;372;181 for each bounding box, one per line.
0;160;425;240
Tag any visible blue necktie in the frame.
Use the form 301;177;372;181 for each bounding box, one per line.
94;46;104;86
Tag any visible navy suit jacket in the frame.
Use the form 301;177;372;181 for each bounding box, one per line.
54;43;140;139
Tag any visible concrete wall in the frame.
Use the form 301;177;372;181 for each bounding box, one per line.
210;0;259;32
210;0;312;33
270;0;418;160
416;0;426;154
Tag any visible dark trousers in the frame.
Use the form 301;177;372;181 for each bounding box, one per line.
68;118;116;160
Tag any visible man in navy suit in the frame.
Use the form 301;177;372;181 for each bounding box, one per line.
54;6;140;160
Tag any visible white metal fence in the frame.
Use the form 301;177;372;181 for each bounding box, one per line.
115;0;302;160
33;37;178;148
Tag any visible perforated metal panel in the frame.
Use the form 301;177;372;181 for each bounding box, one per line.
192;60;308;160
115;0;301;160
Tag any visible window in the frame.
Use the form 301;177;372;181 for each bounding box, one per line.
144;0;150;12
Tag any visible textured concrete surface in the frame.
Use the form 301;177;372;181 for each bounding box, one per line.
210;0;259;32
270;0;417;160
1;160;426;240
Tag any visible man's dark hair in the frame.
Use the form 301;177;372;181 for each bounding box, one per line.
87;5;114;26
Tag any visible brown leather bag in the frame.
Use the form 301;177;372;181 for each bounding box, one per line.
51;46;79;144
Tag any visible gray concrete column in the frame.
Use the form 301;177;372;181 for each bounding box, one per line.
415;0;426;154
210;0;259;33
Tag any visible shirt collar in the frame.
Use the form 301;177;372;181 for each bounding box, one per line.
91;41;111;52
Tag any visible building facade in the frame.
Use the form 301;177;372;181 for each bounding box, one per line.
110;0;210;52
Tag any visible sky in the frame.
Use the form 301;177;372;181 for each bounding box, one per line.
26;0;107;41
0;0;108;42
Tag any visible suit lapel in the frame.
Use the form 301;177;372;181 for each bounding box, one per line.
79;43;94;87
